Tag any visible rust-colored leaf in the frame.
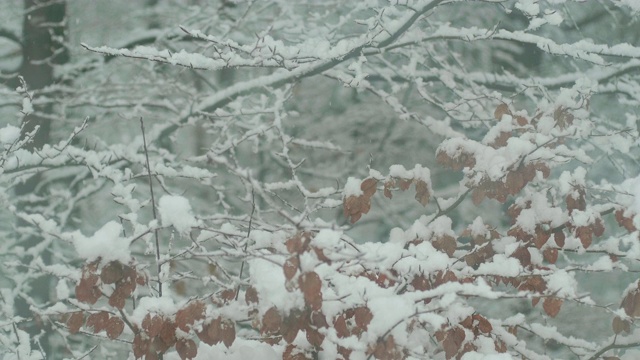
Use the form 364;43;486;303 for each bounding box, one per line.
543;297;563;318
176;339;198;360
414;180;430;206
245;286;259;304
472;188;485;205
75;278;101;305
361;178;378;198
262;307;282;334
410;274;430;291
299;272;323;311
432;235;456;257
383;180;394;199
441;327;465;359
284;256;300;281
106;316;125;339
143;314;164;338
472;314;492;334
220;318;236;347
101;261;124;284
516;116;528;126
133;334;148;359
615;209;637;232
370;335;403;360
66;311;84;334
511;246;531;268
305;325;324;347
553;231;566;248
622;288;640;317
343;195;371;224
576;226;593;248
612;316;631;335
282;312;302;344
86;311;109;333
176;300;206;332
543;248;558;264
354;307;373;331
494;103;511;120
108;285;128;310
159;320;177;347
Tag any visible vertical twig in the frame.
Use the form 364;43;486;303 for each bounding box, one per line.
140;118;162;297
235;188;255;300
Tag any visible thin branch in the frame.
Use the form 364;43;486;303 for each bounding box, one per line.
140;117;162;297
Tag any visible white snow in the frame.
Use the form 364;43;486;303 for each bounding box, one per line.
0;125;20;144
159;195;199;235
344;177;363;197
73;221;131;263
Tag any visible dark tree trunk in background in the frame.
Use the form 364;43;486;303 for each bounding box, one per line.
20;0;68;152
15;1;68;356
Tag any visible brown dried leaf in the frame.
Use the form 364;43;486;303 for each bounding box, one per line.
221;319;236;347
159;320;177;347
176;339;198;360
286;233;303;254
543;297;563;318
305;325;324;347
371;335;403;360
516;116;528;126
66;311;84;334
343;195;371;224
383;180;394;199
411;274;430;291
472;188;485;205
512;246;532;268
282;312;302;344
622;289;640;317
414;180;430;206
472;314;492;334
397;178;412;191
432;235;456;257
361;178;378;198
108;285;128;310
490;131;511;148
494;103;511;120
612;316;631;335
245;286;259;304
543;248;558;264
133;334;148;359
176;301;206;332
101;261;124;284
333;314;349;338
106;316;125;339
534;163;551;179
75;279;101;305
576;226;593;248
299;272;323;310
284;256;300;281
354;307;373;331
553;231;566;248
615;209;637;232
143;314;164;338
442;327;465;360
86;311;109;333
262;307;282;334
533;228;550;249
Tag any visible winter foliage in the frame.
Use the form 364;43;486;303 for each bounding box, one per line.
2;0;640;359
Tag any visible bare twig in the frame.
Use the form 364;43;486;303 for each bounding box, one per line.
140;117;163;297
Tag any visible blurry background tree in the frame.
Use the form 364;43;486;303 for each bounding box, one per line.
1;0;640;359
